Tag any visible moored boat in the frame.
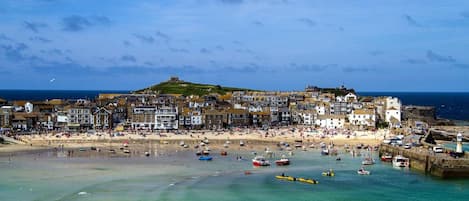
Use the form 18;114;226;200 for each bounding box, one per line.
195;150;202;156
357;167;371;175
275;156;290;166
361;157;375;165
322;169;335;177
381;153;393;162
392;155;410;168
252;156;270;166
220;151;228;156
199;156;213;161
321;149;329;155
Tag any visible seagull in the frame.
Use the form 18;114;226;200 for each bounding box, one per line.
50;78;56;83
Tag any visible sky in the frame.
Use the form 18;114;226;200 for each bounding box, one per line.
0;0;468;92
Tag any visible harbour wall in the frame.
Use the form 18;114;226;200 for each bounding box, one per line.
379;144;469;179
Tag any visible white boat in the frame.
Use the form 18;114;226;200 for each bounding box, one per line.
361;157;375;165
252;156;270;166
240;141;245;146
357;168;371;175
392;155;410;168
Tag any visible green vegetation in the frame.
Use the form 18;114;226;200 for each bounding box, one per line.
320;88;356;97
135;79;256;96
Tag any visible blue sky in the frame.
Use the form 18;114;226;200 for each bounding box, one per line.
0;0;468;91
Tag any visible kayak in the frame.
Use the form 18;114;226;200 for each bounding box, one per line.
275;175;318;184
322;172;335;177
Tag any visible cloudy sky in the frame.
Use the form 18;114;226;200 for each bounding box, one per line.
0;0;468;91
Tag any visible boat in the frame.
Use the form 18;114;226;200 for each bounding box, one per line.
123;149;130;154
392;155;410;168
361;157;375;165
357;167;371;175
220;151;228;156
321;149;329;155
183;144;189;148
298;177;319;184
179;141;185;146
108;149;116;153
322;169;335;177
240;141;245;146
199;156;213;161
380;153;393;162
252;156;270;166
202;150;210;155
275;175;319;184
336;157;341;161
195;150;202;156
223;143;229;148
275;156;290;166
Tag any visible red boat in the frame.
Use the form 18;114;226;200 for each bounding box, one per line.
252;156;270;166
275;158;290;166
381;154;392;162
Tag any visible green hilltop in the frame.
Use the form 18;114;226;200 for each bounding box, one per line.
134;77;256;96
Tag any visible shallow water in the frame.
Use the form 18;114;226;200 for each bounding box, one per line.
0;149;467;201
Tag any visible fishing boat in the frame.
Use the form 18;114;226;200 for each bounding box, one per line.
183;144;189;148
240;141;245;146
361;157;375;165
252;156;270;166
275;156;290;166
144;151;150;157
392;155;410;168
357;167;371;175
322;169;335;177
123;149;130;154
220;151;228;156
321;149;329;155
202;150;210;155
380;153;393;162
199;156;213;161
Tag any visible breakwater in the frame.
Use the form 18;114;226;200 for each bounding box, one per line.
379;144;469;179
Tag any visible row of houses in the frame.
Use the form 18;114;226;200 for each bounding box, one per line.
0;86;406;132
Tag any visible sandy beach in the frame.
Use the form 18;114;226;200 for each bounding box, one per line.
1;127;388;155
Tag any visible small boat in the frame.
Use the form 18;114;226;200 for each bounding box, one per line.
220;151;228;156
309;144;315;148
179;141;185;146
79;148;86;152
223;143;229;148
90;147;97;151
322;169;335;177
380;154;393;162
195;151;202;156
357;168;371;175
202;150;210;155
298;177;319;184
321;149;329;156
183;144;189;148
275;175;295;181
199;156;213;161
275;156;290;166
123;149;130;154
362;157;375;165
252;156;270;166
336;157;341;161
240;141;245;147
144;152;150;157
392;155;410;168
108;149;116;153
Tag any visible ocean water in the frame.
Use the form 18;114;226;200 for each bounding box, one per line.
0;90;129;101
0;149;467;201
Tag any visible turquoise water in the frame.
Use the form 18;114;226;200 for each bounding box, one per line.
0;150;468;201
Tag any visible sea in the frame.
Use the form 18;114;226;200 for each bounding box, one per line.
0;90;468;122
0;149;467;201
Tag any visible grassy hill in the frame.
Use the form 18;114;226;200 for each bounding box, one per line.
134;77;256;96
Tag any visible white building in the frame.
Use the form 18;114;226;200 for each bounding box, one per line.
344;93;358;102
385;97;401;128
190;111;203;126
348;109;376;128
155;106;178;130
67;105;93;130
315;115;346;129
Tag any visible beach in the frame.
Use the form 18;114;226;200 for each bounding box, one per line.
1;127;387;155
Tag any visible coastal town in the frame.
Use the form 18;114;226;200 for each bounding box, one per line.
0;77;441;134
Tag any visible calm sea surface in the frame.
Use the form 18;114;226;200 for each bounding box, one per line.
0;149;468;201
